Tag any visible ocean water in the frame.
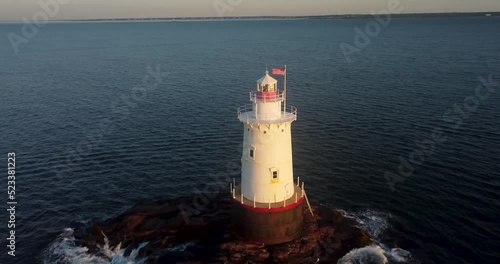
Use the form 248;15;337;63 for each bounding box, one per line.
0;18;499;264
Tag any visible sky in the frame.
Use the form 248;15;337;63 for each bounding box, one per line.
0;0;499;21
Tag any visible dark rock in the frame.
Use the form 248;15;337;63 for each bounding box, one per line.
75;193;371;263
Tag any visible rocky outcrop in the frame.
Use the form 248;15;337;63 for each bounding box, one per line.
74;193;371;263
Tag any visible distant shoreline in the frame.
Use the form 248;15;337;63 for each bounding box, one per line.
0;12;499;23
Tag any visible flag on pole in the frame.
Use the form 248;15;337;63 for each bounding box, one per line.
272;68;286;76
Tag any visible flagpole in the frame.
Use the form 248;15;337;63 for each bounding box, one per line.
284;65;287;115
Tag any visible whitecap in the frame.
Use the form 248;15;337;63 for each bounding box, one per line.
384;247;411;263
338;245;388;264
43;227;148;264
338;209;390;238
337;210;412;263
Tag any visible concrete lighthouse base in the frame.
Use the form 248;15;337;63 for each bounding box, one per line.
231;186;304;245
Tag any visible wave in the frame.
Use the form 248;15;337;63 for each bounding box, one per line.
337;210;412;264
339;209;390;238
338;246;388;264
44;227;197;264
43;228;148;264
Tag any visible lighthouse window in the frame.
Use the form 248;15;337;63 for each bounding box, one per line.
272;170;279;180
249;146;255;159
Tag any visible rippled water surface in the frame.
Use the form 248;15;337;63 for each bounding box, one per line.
0;18;499;263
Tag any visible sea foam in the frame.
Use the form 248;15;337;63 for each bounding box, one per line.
43;227;148;264
337;210;412;264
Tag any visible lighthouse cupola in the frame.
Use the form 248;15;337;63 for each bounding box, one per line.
257;70;278;92
250;71;283;121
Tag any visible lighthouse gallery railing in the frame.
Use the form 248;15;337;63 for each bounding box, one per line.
237;104;297;124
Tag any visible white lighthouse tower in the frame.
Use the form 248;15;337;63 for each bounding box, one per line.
232;68;304;245
239;71;297;203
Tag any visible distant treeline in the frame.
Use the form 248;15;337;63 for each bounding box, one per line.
56;12;500;22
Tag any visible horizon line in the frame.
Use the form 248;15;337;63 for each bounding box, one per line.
0;11;498;23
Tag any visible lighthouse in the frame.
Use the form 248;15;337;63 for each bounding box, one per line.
231;68;305;245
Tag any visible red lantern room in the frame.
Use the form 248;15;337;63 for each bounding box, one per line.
255;71;279;101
